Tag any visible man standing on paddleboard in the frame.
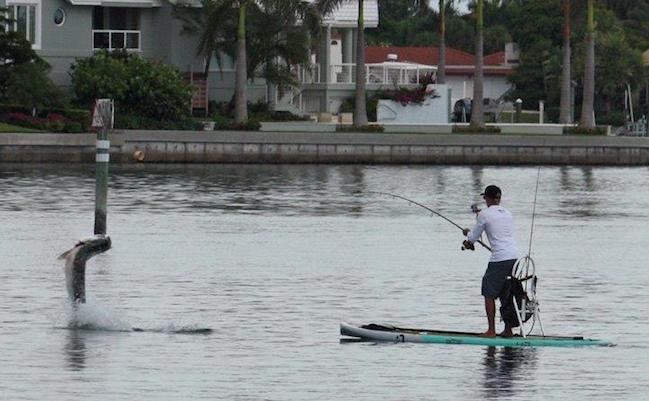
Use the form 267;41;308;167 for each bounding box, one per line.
462;185;520;338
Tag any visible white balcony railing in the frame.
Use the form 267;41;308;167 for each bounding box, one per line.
298;63;436;86
92;30;141;51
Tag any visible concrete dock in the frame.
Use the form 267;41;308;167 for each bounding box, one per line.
1;130;648;165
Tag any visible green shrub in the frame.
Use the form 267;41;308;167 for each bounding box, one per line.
6;62;67;110
545;107;560;124
563;127;607;135
268;111;310;122
452;126;502;134
64;121;84;133
0;25;45;103
339;98;354;114
336;124;385;133
339;96;379;122
250;110;310;122
46;120;65;132
212;113;232;129
115;113;201;130
71;51;192;124
597;111;626;127
50;108;91;131
249;101;269;114
209;101;232;118
216;119;261;131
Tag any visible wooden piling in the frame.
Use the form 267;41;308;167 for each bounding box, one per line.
93;100;113;235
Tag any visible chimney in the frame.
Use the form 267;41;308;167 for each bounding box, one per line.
505;43;519;66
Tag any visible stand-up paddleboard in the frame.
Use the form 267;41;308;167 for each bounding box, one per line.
341;323;612;348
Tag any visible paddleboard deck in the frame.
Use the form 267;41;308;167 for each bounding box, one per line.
340;322;612;348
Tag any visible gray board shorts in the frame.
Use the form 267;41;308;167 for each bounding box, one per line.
481;259;518;299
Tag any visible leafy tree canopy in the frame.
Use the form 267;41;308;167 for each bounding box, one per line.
0;7;51;102
70;51;193;124
369;0;649;120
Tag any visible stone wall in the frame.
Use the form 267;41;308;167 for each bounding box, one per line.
1;131;649;165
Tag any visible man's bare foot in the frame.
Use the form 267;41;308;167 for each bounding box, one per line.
498;330;513;338
480;330;496;337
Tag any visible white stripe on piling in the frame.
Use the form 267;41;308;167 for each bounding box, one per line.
96;153;110;163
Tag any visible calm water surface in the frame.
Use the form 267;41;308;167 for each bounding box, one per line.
1;163;647;400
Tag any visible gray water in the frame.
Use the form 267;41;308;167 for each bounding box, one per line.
1;163;647;400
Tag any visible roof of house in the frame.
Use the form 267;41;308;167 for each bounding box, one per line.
65;0;164;6
484;51;506;65
366;46;473;66
65;0;379;27
365;46;514;76
367;61;437;70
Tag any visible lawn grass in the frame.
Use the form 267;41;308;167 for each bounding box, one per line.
0;122;43;133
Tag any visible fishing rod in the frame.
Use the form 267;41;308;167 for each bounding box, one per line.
369;191;492;252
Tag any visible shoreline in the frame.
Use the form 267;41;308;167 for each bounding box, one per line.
1;130;648;165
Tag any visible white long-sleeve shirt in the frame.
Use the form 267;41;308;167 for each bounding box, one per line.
467;205;520;262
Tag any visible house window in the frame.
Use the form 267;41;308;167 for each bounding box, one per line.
6;1;41;49
54;8;66;27
92;7;141;51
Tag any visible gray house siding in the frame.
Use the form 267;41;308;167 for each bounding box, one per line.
146;2;203;72
39;0;94;86
0;0;271;105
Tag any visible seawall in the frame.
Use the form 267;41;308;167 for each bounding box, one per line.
1;130;649;165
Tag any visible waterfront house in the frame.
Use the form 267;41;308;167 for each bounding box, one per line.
0;0;206;91
365;44;519;107
1;0;387;115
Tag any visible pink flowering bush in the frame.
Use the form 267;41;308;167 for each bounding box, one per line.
47;113;68;123
1;112;48;130
379;72;440;106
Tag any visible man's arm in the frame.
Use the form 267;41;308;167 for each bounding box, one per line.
467;213;486;243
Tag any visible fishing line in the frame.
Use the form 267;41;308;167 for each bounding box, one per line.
516;167;544;337
369;191;492;252
527;167;542;257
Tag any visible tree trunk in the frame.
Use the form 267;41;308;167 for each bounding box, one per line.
559;0;572;124
646;84;649;135
266;55;277;112
579;0;596;129
437;0;446;84
353;0;368;127
234;3;248;124
470;0;484;129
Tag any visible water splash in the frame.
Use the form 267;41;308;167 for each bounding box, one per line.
53;300;212;334
62;300;132;332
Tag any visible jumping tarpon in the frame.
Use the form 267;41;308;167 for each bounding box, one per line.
58;235;111;303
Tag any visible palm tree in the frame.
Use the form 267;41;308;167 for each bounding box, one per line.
319;0;369;126
559;0;572;124
579;0;596;129
470;0;485;129
437;0;446;84
247;0;320;111
174;1;246;123
176;0;318;123
234;2;248;123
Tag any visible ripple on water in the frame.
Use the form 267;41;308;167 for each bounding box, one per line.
0;164;647;400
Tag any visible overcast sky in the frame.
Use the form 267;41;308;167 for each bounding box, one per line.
429;0;470;14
